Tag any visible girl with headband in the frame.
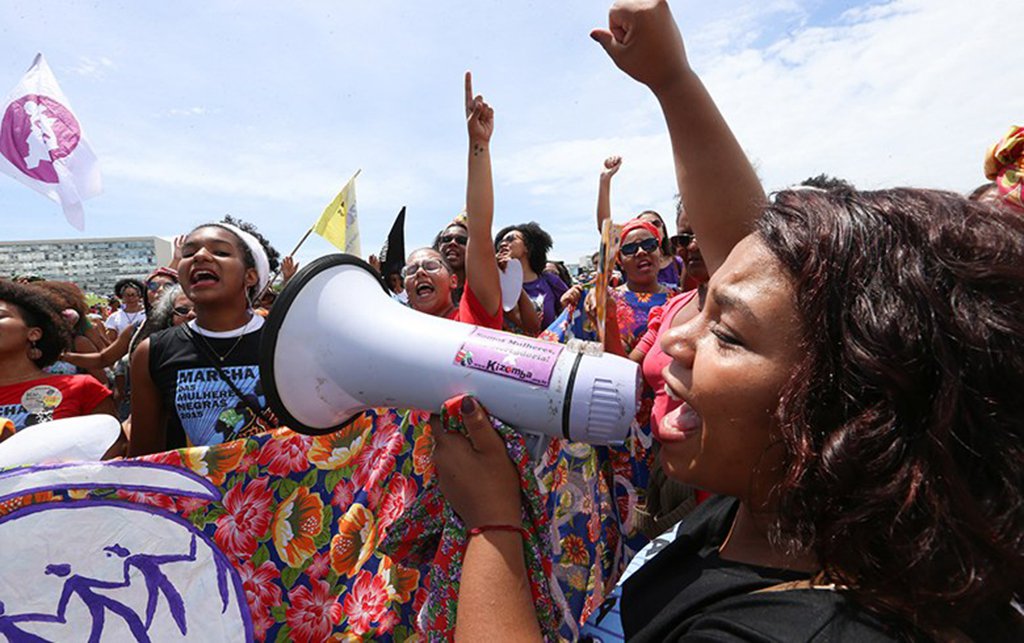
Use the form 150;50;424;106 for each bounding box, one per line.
128;216;281;456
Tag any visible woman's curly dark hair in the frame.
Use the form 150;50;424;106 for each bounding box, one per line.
34;281;89;335
0;279;72;368
757;188;1024;637
113;278;145;300
195;216;281;301
494;222;553;275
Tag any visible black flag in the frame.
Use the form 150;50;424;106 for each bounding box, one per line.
379;206;406;278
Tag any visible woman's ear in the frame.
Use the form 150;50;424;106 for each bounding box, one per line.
244;268;259;289
27;326;43;343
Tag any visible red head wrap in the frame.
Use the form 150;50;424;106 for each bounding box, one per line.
619;218;662;243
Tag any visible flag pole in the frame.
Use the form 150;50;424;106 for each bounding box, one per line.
255;168;362;301
287;227;314;259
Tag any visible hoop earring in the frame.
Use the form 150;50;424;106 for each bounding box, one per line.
27;340;42;361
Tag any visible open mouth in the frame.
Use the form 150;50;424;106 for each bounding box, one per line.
656;385;703;443
190;269;220;287
635;258;653;270
414;282;436;297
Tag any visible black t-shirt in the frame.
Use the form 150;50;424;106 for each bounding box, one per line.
148;323;272;450
621;496;898;642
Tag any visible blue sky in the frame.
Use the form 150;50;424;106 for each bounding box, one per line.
0;0;1019;267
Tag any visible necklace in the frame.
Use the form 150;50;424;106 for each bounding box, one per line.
122;309;143;325
193;330;245;363
187;315;258;363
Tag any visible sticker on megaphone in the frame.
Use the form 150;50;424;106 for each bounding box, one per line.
260;255;640;444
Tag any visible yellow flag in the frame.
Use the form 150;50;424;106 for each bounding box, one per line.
313;174;360;255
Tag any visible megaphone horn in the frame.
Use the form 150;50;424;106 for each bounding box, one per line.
259;254;640;444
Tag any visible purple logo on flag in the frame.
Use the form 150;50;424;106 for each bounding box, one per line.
0;95;81;184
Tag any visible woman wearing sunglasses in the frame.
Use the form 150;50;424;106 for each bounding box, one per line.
404;72;502;330
432;218;469;305
597;156;684;289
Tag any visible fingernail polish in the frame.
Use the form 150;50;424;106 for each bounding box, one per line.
461;395;476;413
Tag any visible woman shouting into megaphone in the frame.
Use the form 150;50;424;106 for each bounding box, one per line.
402;72;503;331
434;1;1024;641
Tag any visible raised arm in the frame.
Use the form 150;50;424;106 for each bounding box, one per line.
464;71;502;317
596;155;622;232
64;324;133;371
592;0;765;274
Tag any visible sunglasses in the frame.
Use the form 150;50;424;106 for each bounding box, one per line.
621;238;660;256
147;281;171;292
439;234;468;246
172;306;194;316
401;259;445;278
670;232;696;246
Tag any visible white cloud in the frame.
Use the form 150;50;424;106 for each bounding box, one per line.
68;56;114;78
4;0;1019;266
166;106;209;117
484;0;1022;260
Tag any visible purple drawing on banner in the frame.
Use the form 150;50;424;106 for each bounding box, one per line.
0;95;81;183
0;463;251;642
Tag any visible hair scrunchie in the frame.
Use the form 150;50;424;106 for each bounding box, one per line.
984;125;1024;211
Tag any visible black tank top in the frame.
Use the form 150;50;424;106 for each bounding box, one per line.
148;323;271;450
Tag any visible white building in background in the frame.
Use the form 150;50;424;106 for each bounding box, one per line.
0;236;174;294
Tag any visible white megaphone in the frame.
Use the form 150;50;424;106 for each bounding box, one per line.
260;255;640;444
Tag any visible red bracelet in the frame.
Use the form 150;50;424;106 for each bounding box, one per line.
467;524;527;538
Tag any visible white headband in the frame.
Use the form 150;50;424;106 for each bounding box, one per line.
214;222;270;294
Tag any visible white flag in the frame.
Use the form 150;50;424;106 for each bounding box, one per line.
0;54;101;230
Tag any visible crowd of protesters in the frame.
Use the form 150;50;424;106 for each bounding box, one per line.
1;0;1023;640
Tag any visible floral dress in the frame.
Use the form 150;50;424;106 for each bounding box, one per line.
536;287;678;638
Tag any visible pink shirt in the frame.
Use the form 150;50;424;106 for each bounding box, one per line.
637;289;699;437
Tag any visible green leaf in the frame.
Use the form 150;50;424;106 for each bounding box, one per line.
273;624;292;643
281;566;302;589
300;467;319;488
252;544;270;567
187;508;207;527
313;506;335;549
324;468;347;492
393;624;415;641
270;603;288;622
327;570;338;586
277;478;299;499
313;529;332;550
